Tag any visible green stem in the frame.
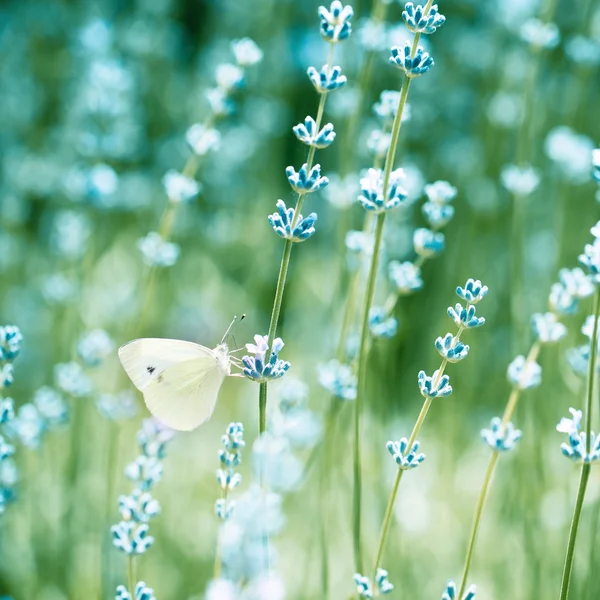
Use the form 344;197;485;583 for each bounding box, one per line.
558;288;600;599
457;452;499;598
213;492;228;579
128;554;136;595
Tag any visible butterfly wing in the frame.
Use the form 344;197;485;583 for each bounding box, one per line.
118;338;214;391
143;357;226;431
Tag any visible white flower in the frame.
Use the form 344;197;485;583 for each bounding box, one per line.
556;407;583;435
186;124;221;156
500;164;540;196
231;38;263;67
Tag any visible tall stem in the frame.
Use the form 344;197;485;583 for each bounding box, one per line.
559;288;600;599
128;555;136;595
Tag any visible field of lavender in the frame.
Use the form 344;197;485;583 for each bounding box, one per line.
1;0;600;599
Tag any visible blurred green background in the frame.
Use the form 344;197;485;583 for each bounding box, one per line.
0;0;599;598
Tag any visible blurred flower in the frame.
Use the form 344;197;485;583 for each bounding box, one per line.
579;239;600;283
232;38;263;67
34;387;67;427
125;456;163;491
413;228;444;258
55;362;92;397
389;43;434;78
215;63;244;91
9;404;44;449
500;164;540;196
0;327;22;362
78;329;114;367
507;355;542;389
389;261;423;295
119;489;160;523
111;521;154;555
51;211;91;260
137;232;180;267
481;417;522;451
96;391;137;421
253;432;302;492
369;307;398;338
442;580;476;600
323;173;359;209
318;359;357;400
268;200;318;243
162;170;201;204
565;36;600;66
520;18;560;49
186;124;221;156
545;126;594;183
373;90;411;123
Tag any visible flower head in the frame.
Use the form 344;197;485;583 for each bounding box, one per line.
414;228;445;258
447;303;485;329
481;417;522;451
507;355;542;390
389;261;423;295
286;163;329;194
358;168;407;213
318;1;354;42
307;64;347;93
268;200;317;243
402;3;446;34
0;326;22;362
231;38;263;67
389;43;434;78
186;124;221;156
243;335;290;383
418;369;452;399
387;438;425;469
317;359;357;400
531;312;567;343
369;307;398;338
293;116;336;149
162;170;201;204
137;232;180;268
456;279;488;304
435;333;470;363
520;18;560;49
579;238;600;283
442;580;476;600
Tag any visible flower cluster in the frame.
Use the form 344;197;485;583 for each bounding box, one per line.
243;335;290;383
442;581;476;600
387;438;425;470
557;408;600;463
216;423;245;520
0;325;22;514
139;38;262;268
354;569;394;598
507;355;542;390
481;417;523;452
358;168;408;213
549;267;594;315
111;418;174;555
115;581;157;600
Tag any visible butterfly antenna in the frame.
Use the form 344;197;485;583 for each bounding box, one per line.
221;314;246;344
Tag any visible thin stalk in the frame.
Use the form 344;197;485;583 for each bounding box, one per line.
258;42;335;434
128;555;136;594
213;492;228;579
559;288;600;599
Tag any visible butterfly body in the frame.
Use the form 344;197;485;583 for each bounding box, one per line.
118;338;233;431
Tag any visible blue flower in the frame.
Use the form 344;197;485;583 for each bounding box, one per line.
0;326;22;362
353;569;394;598
242;335;290;383
137;232;180;268
418;369;452;398
389;261;423;295
532;312;567;343
318;360;357;400
435;333;470;363
318;1;353;42
354;573;372;598
424;181;457;203
286;163;328;194
422;203;454;228
217;422;245;495
558;267;594;299
402;2;446;34
293;116;336;148
125;456;163;491
0;435;15;461
268;200;318;243
162;170;201;204
520;18;560;49
307;64;347;93
448;303;485;329
387;438;425;469
115;585;131;600
481;417;523;451
557;407;583;436
456;279;488;304
186;124;221;156
111;521;154;555
549;282;578;315
390;43;434;78
376;569;394;594
54;362;92;397
557;408;600;464
373;90;411;122
579;238;600;283
134;582;158;600
77;329;114;367
9;404;45;449
215;498;235;520
414;228;445;258
358;168;407;213
507;355;542;389
136;418;174;459
369;307;398;338
34;386;68;427
119;490;161;523
97;391;138;421
0;365;14;389
0;399;14;425
442;580;476;600
215;63;244;91
501;164;540;196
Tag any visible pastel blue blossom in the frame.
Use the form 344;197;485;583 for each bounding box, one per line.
402;3;446;34
242;335;290;383
387;438;425;469
136;418;174;459
501;164;540;196
373;90;411;122
0;399;14;425
115;585;131;600
389;43;434;78
34;386;68;427
389;261;423;295
369;307;398;338
137;232;180;268
115;582;158;600
423;203;454;228
481;417;523;451
0;365;14;389
307;64;347;93
448;303;485;329
531;312;567;343
111;521;154;555
293;116;336;148
286;163;328;194
217;422;245;496
346;230;374;257
414;228;445;258
215;498;235;520
206;87;234;117
186;123;221;156
520;18;560;49
593;149;600;183
435;333;470;363
579;238;600;283
119;490;161;523
507;355;542;390
456;279;488;304
162;170;201;203
54;361;92;397
567;345;593;377
0;436;14;461
317;359;357;400
367;130;392;157
424;180;457;204
559;267;594;299
353;569;394;598
557;408;583;436
318;1;353;42
215;63;244;91
358;168;407;213
96;391;138;421
549;282;578;315
418;369;452;399
268;200;318;243
591;220;600;238
442;580;476;600
77;329;114;367
125;456;163;491
9;404;45;448
0;326;23;362
557;408;600;464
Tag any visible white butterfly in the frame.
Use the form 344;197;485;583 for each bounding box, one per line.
118;319;243;432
